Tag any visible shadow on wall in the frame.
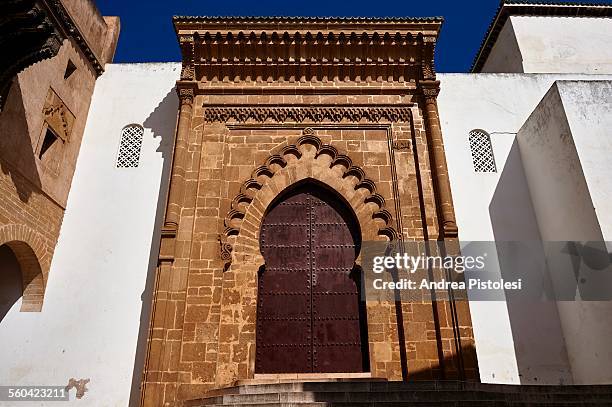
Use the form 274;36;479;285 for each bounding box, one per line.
0;245;22;322
406;342;479;382
128;87;179;407
489;139;572;385
0;80;42;202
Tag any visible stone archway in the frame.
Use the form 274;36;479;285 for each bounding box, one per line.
218;133;397;265
214;133;398;386
0;244;22;320
0;224;48;312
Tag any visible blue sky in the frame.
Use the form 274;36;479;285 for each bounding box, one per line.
96;0;504;72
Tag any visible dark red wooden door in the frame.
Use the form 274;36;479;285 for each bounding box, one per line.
256;184;365;373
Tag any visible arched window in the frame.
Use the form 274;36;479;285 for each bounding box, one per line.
116;124;144;168
469;129;496;173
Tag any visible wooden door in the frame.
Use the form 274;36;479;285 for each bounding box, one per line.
256;184;366;373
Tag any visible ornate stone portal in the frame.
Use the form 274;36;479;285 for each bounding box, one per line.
141;16;478;406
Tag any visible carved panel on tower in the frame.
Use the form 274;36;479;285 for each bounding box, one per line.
42;88;75;141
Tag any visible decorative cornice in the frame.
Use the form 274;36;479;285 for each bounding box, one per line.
173;15;444;31
174;16;443;84
420;35;437;81
471;1;612;72
181;87;418;95
173;15;445;22
203;106;412;123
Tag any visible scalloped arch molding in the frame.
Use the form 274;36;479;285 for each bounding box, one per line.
219;132;398;264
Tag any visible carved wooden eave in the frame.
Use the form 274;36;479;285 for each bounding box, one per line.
0;0;106;110
173;16;443;89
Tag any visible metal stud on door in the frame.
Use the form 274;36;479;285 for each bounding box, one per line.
256;191;312;373
256;184;365;373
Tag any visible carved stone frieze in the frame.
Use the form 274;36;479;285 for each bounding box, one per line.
178;88;194;106
392;140;411;151
42;88;75;141
422;86;440;100
203;106;411;123
179;34;195;43
218;235;233;262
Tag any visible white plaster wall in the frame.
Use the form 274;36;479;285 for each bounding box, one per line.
518;83;603;242
558;81;612;241
437;73;612;384
480;19;524;73
0;62;610;404
0;63;180;406
517;80;612;384
512;16;612;74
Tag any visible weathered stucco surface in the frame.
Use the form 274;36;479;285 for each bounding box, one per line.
480;15;612;74
0;63;179;406
518;80;612;384
438;73;612;384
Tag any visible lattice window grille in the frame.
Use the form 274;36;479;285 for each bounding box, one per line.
116;125;144;168
469;130;497;173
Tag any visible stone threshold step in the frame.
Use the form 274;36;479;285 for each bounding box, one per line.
239;373;387;386
197;392;612;406
206;384;612;397
204;403;505;407
253;373;375;380
467;384;612;394
199;403;612;407
220;391;507;404
213;381;612;396
200;402;565;407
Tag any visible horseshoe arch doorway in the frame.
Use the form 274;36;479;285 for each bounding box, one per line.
255;181;369;373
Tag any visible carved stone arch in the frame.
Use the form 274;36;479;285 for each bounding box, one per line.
0;224;49;312
214;134;400;386
219;134;398;267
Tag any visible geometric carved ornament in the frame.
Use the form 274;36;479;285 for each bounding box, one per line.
204;106;412;123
